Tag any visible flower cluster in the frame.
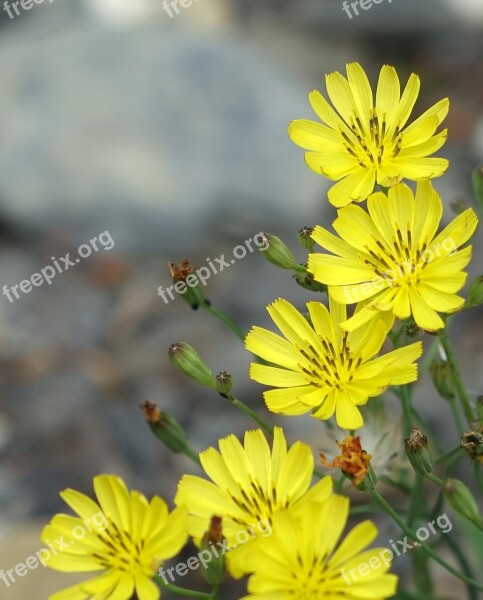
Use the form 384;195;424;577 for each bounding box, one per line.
40;62;482;600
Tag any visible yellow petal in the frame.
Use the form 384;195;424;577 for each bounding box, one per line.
328;168;376;207
287;119;340;151
249;363;308;387
335;390;364;429
376;65;400;123
408;287;444;331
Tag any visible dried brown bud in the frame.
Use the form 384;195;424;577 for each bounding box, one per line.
140;400;162;424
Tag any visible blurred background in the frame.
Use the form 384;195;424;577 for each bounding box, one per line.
0;0;482;597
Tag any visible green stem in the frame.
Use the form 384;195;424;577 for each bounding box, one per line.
200;302;245;342
292;263;308;273
183;445;202;466
210;584;220;600
448;397;465;435
154;577;212;599
474;462;483;493
407;475;424;528
437;328;474;423
227;395;273;436
379;475;412;495
400;385;413;438
411;551;434;598
444;535;478;600
370;489;483;591
426;473;445;487
335;474;346;493
435;446;463;465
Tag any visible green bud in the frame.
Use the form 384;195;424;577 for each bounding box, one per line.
430;359;455;401
215;371;233;397
355;464;378;492
292;270;327;294
471;166;483;206
168;260;205;309
460;421;483;464
200;516;226;585
140;401;188;453
405;428;433;476
467;275;483;307
297;226;315;251
444;478;482;527
258;232;295;270
168;342;214;387
404;318;423;339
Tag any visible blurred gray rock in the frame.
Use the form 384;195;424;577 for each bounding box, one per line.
0;0;322;253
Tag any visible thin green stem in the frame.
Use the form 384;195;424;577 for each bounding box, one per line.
426;473;445;487
227;395;273;436
444;535;478;600
200;302;245;342
370;489;483;591
448;398;465;435
292;263;308;273
379;475;412;495
435;446;463;465
474;462;483;493
407;475;424;528
335;474;346;493
437;327;474;423
154;577;212;599
400;385;413;438
210;584;220;600
183;445;202;466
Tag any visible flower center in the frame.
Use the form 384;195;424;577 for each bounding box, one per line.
93;521;155;576
297;334;362;391
228;476;284;527
340;108;403;169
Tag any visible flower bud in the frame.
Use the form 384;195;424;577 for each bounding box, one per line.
169;259;206;309
404;318;423;339
471;166;483;206
257;233;295;270
215;371;233;397
405;428;433;476
467;275;483;308
168;342;214;388
443;478;482;527
430;359;455;401
297;226;315;251
140;401;188;453
460;421;483;464
200;516;226;585
293;270;327;293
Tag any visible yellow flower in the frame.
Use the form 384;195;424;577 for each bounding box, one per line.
240;497;397;600
288;62;449;207
308;181;479;332
245;298;421;429
174;427;333;577
41;474;188;600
